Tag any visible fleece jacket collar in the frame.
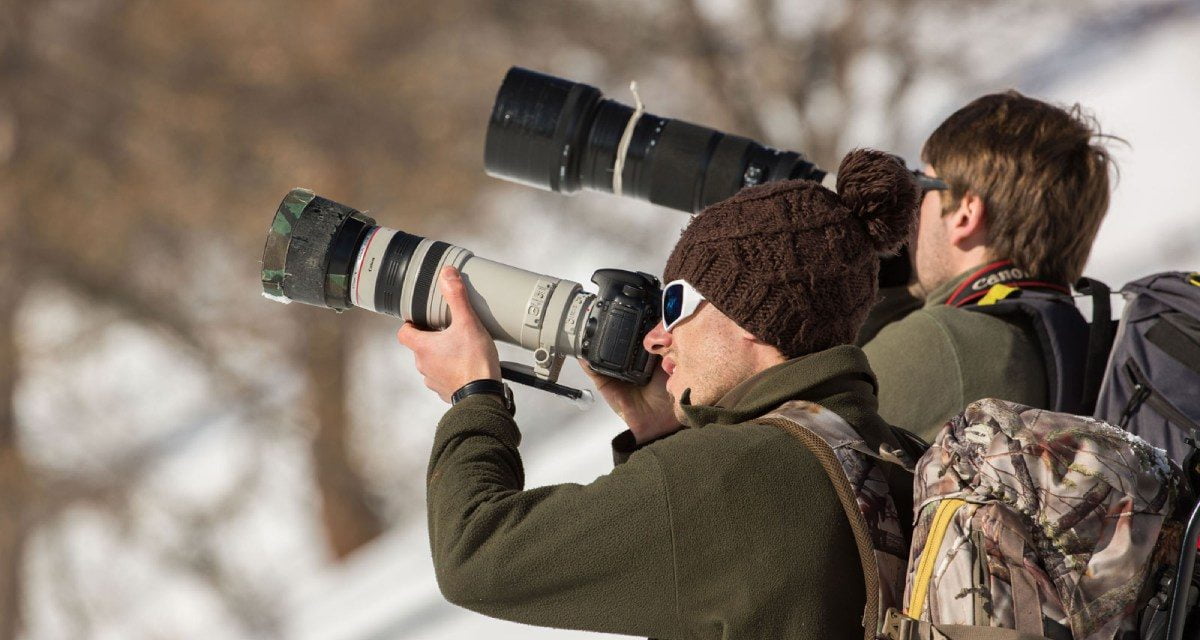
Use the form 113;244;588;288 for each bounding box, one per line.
924;267;978;309
679;345;881;434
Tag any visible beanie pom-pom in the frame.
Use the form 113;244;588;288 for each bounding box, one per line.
835;148;920;253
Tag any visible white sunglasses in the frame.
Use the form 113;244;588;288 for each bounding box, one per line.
661;279;705;332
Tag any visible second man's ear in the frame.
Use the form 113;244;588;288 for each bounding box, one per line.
946;190;988;249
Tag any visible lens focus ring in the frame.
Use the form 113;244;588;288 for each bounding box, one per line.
410;241;451;328
375;232;423;318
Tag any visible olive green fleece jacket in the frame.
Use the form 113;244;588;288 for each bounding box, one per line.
426;345;914;640
859;268;1047;442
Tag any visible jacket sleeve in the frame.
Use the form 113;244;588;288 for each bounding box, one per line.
426;395;681;638
610;429;677;466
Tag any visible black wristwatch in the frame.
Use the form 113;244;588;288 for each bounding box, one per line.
451;379;515;415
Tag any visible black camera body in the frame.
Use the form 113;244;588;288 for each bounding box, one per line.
584;269;661;384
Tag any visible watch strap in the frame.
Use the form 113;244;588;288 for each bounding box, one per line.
451;379;514;414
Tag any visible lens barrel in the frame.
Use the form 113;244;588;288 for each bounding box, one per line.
484;68;603;194
348;225;441;321
485;67;826;214
262;189;659;385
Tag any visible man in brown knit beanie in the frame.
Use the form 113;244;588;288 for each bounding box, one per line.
399;149;919;639
662;154;915;367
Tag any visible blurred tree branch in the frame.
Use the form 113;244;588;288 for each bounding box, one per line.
672;0;768;140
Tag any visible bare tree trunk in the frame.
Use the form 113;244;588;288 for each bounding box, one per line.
0;213;29;640
305;313;384;558
0;5;37;632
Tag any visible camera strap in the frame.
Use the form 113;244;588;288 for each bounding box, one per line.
612;81;646;198
944;260;1070;308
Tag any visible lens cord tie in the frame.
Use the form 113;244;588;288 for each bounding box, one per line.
612;81;645;197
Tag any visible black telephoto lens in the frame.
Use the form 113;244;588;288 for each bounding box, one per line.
484;68;602;194
484;67;826;214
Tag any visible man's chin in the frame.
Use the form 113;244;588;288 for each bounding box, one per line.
669;385;696;424
671;403;688;425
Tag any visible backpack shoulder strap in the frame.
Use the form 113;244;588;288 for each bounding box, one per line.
967;288;1091;414
1074;277;1116;413
758;400;912;640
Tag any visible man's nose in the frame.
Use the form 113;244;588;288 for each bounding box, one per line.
644;322;672;354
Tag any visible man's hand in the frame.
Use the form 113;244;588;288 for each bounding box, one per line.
579;361;680;444
397;266;501;403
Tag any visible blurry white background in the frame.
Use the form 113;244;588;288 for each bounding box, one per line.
3;1;1198;639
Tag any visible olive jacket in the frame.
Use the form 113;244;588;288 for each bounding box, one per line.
426;345;913;639
859;267;1048;442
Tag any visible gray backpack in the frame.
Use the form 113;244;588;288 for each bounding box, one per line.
1093;272;1200;463
970;270;1200;464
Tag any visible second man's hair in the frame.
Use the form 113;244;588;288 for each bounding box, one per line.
922;91;1117;284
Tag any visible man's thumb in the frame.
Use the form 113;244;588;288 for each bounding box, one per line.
439;266;477;324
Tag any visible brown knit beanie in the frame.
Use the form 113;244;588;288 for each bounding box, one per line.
663;148;919;358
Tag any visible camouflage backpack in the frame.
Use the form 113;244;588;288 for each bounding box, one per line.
883;398;1183;640
758;400;917;640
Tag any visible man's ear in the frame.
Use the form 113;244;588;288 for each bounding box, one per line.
945;190;988;251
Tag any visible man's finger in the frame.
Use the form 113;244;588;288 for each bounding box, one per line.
438;266;478;326
577;358;628;396
577;358;605;382
396;322;424;348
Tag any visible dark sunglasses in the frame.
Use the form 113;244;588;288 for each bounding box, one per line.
914;170;949;194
